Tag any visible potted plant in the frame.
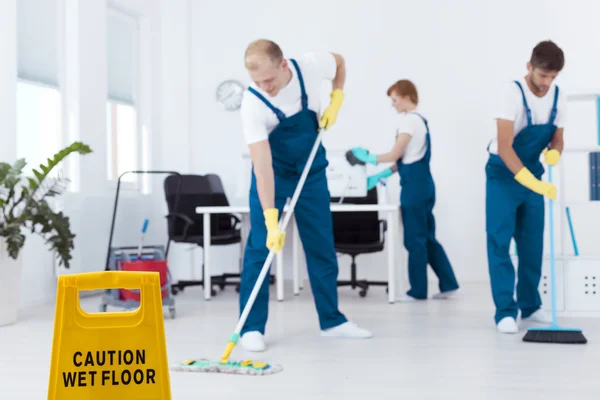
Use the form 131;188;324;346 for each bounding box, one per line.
0;141;92;326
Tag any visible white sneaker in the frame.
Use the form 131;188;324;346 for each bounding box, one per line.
496;317;519;334
240;331;266;352
397;294;421;302
523;309;552;324
321;321;373;339
432;289;459;300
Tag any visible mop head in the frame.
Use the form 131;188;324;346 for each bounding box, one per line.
523;326;587;344
171;359;283;375
345;149;365;166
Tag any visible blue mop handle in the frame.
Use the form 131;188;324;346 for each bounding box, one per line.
548;167;557;326
565;206;579;256
137;218;149;260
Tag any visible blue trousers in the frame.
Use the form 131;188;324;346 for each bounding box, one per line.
239;171;347;335
486;177;544;323
401;198;459;299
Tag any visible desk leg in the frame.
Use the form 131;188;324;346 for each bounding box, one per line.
203;213;211;301
387;210;396;304
292;216;300;295
276;248;284;301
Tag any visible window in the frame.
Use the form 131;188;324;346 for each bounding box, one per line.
106;8;140;186
106;101;138;182
16;81;62;178
16;0;63;181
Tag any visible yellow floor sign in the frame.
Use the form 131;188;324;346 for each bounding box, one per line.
47;271;172;399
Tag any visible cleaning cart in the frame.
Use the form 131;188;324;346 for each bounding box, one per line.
99;244;176;318
100;170;183;318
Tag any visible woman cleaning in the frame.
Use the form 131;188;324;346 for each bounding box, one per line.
349;79;459;301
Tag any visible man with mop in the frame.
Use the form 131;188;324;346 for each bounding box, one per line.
238;39;372;351
486;40;566;334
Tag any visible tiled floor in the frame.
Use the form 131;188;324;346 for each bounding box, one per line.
1;282;599;399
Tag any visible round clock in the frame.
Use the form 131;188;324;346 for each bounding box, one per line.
216;80;245;111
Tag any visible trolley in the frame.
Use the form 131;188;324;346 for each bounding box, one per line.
100;170;183;319
99;245;176;318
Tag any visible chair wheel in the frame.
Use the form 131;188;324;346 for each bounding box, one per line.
171;286;179;295
235;285;240;293
169;307;176;319
99;304;107;312
211;289;217;296
219;283;226;290
359;290;367;297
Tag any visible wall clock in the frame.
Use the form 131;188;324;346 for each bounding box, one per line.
216;80;245;111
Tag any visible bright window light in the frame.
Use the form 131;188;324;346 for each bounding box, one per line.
16;81;62;178
107;101;138;183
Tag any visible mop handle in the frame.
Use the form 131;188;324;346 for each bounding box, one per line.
137;218;149;260
548;166;557;326
565;206;579;256
234;129;324;335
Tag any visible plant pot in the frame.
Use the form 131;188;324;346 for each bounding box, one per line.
0;241;23;327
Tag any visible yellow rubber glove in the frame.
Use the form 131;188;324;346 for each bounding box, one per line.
320;88;344;130
514;167;557;200
263;208;286;253
543;148;560;166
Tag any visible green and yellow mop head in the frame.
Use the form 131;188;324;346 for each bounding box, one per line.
171;333;282;376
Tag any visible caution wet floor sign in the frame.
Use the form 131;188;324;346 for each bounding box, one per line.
47;271;172;399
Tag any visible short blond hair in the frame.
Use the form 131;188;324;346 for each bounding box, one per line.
244;39;283;70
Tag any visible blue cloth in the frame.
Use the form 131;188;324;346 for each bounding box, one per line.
485;81;559;323
396;113;459;299
240;59;347;335
351;147;377;165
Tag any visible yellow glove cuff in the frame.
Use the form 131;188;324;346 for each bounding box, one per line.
263;208;279;229
330;88;344;107
514;167;536;185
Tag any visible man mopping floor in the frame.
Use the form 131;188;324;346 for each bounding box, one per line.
237;39;373;352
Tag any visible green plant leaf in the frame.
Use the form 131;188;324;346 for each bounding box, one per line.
0;162;11;184
0;141;92;269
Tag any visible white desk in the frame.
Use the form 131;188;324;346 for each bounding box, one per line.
195;203;401;303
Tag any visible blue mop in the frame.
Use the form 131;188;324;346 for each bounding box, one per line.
522;166;587;344
136;218;149;260
565;206;579;256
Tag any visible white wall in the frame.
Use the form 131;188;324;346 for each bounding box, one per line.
184;0;600;286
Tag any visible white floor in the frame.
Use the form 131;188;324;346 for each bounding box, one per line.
1;282;599;400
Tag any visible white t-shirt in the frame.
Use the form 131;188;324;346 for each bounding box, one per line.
395;112;428;164
240;52;337;145
488;77;567;154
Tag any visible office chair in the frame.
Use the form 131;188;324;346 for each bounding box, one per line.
164;173;242;296
331;187;389;297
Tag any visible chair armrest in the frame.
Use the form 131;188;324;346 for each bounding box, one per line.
166;212;194;225
165;212;195;239
379;219;388;245
229;214;242;230
379;219;388;232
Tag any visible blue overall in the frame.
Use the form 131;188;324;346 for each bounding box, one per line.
485;81;559;323
239;59;347;335
396;113;459;299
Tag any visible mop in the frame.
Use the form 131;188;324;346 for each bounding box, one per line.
171;129;325;375
522;165;587;344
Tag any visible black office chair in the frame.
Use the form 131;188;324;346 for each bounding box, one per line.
331;187;389;297
164;173;242;296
